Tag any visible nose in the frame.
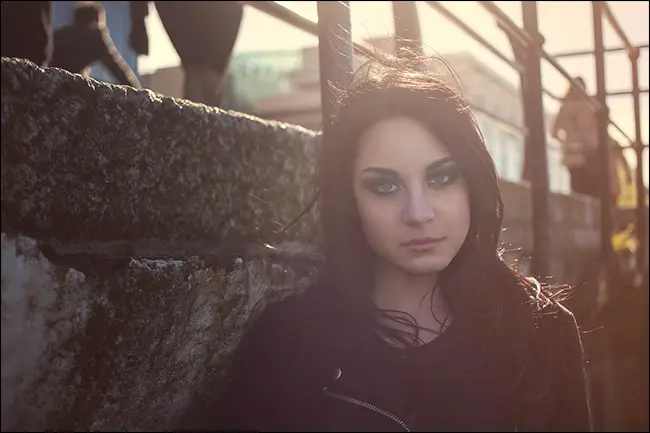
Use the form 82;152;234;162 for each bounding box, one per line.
402;187;435;225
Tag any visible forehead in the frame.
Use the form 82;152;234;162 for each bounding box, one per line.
354;116;452;171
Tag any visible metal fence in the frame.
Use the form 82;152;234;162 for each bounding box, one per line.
240;0;648;283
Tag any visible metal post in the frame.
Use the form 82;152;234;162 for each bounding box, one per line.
392;1;422;55
592;4;618;430
630;47;647;272
317;1;354;138
521;2;550;281
592;1;615;281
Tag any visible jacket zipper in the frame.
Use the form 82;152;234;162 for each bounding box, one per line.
323;387;412;432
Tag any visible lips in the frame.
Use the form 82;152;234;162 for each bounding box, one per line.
401;237;445;251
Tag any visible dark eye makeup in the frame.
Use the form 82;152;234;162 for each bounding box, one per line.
361;161;461;196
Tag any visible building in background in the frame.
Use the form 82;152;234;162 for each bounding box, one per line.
52;1;139;84
140;49;302;114
141;36;571;194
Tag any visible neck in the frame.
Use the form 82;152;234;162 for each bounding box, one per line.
372;258;452;339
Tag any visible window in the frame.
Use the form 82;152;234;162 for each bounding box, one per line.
477;116;505;176
500;130;524;182
547;137;571;194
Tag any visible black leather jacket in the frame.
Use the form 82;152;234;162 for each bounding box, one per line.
186;290;592;432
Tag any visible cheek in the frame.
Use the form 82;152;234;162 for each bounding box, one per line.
357;198;390;227
354;195;398;245
444;189;471;239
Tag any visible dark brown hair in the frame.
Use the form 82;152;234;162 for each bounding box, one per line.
313;49;562;429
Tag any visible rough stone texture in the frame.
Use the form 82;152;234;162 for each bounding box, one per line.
1;233;318;431
1;58;321;256
1;58;603;431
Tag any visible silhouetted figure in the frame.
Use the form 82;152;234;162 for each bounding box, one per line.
153;1;243;107
1;1;53;66
51;1;141;88
552;77;622;200
129;1;150;58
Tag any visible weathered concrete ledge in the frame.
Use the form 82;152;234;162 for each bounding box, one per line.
1;57;600;262
1;58;321;255
0;232;318;431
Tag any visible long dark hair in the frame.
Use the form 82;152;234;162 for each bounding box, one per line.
313;50;564;429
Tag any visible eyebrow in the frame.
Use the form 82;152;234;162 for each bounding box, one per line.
361;156;455;177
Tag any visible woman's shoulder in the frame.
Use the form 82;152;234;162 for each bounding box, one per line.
538;298;578;324
238;288;322;349
250;289;316;326
535;297;584;352
523;277;581;335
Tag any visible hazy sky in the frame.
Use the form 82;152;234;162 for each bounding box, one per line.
138;1;648;183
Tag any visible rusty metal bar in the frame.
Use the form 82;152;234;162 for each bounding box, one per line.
393;1;423;55
521;1;551;281
630;47;647;271
607;88;649;97
427;1;525;73
601;2;636;59
594;6;622;429
317;1;354;136
551;43;649;59
593;0;616;284
477;1;532;49
241;1;374;58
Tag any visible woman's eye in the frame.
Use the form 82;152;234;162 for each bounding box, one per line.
363;179;400;195
428;168;459;187
375;183;399;194
429;173;451;185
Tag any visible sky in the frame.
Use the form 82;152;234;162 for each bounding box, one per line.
138;1;649;185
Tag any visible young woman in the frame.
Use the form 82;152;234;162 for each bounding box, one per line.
191;52;592;432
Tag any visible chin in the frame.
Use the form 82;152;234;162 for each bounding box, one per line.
400;257;452;275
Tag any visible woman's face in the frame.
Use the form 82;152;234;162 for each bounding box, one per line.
353;116;471;276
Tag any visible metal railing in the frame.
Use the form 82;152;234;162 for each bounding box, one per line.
243;3;645;273
240;0;647;283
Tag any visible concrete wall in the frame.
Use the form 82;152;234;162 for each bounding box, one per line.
1;57;601;431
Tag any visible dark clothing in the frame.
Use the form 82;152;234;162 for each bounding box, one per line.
566;143;629;200
129;1;150;56
569;150;602;198
187;289;592;431
1;1;53;66
154;1;243;74
50;24;140;88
